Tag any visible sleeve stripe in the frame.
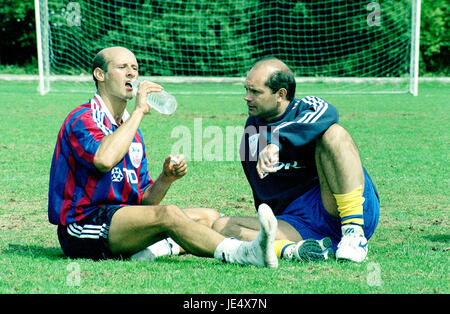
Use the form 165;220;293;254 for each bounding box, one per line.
273;121;294;133
309;102;328;123
273;97;328;133
297;111;317;124
90;98;112;136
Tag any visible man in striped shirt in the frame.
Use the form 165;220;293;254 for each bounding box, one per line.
212;57;380;263
48;47;279;268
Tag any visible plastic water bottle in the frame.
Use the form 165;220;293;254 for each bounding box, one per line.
131;79;177;115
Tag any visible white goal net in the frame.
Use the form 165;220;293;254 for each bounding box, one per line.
35;0;421;95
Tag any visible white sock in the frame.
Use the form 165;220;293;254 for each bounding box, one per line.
130;247;156;261
213;204;278;268
130;237;180;261
214;237;242;264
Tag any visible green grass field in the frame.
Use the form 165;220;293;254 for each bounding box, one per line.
0;80;448;295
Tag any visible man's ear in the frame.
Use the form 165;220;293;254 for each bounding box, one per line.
93;67;105;83
277;88;288;100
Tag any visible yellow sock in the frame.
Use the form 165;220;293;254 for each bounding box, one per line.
334;185;365;233
274;240;295;259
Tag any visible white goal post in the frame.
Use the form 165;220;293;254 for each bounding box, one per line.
35;0;421;95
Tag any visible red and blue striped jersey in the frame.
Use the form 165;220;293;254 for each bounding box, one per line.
48;94;153;225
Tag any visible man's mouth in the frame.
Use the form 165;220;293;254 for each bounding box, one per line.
125;81;133;90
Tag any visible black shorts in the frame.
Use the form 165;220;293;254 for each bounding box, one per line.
57;204;123;260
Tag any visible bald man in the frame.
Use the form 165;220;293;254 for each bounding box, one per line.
48;47;279;268
212;57;380;263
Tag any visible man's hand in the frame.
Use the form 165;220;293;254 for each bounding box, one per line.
256;144;280;179
141;154;187;205
135;80;164;115
94;81;162;173
162;154;187;182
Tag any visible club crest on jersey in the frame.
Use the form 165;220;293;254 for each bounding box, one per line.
129;142;143;168
248;133;260;158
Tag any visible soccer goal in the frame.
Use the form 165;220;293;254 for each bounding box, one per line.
35;0;421;95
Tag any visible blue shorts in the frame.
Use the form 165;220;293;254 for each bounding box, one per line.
57;204;124;260
276;170;380;251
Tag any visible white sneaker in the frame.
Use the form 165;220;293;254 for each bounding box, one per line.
336;225;368;263
291;237;334;262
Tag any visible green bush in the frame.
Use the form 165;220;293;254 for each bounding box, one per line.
420;0;449;75
0;0;36;66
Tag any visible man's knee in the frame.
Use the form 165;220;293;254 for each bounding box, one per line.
156;204;186;229
211;216;230;234
184;208;221;228
317;124;361;161
319;124;350;148
212;217;259;240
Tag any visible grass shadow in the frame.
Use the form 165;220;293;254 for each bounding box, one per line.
4;244;66;260
423;234;450;243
